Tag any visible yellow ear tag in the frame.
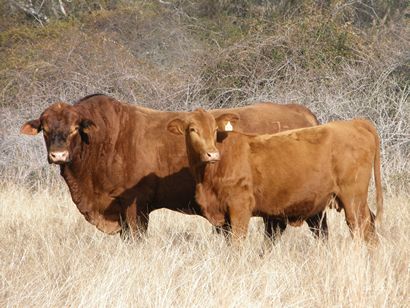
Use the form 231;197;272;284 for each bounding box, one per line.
224;121;233;131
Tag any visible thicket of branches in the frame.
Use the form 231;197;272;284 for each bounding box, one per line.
0;0;409;192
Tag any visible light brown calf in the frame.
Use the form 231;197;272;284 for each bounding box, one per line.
167;109;383;244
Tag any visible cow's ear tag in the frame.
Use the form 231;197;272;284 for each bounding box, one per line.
224;121;233;131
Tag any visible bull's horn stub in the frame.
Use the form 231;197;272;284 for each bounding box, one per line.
224;121;233;131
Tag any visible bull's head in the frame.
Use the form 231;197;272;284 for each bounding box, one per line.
167;108;239;164
21;102;96;164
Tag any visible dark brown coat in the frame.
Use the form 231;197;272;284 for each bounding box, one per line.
21;94;321;237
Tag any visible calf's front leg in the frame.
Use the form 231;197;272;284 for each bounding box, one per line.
228;204;252;244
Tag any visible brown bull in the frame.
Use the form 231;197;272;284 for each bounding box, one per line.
21;94;323;239
167;109;383;244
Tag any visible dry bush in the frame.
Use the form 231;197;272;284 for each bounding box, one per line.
0;184;408;306
1;1;408;187
1;1;409;190
0;2;409;306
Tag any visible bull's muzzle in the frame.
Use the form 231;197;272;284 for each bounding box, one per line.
48;150;70;164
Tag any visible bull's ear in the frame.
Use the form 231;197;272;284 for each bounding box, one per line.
167;118;185;135
215;113;240;132
21;119;41;135
80;119;97;133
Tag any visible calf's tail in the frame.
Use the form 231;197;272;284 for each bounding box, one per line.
373;131;383;225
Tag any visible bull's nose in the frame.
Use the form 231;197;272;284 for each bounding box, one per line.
204;151;220;162
49;151;69;163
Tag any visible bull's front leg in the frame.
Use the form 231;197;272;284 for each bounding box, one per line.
120;201;149;241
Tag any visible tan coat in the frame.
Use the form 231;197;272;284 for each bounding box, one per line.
168;109;383;244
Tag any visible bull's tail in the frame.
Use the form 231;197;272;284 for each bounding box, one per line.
373;130;383;225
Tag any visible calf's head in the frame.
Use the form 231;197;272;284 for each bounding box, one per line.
21;102;96;164
167;108;239;164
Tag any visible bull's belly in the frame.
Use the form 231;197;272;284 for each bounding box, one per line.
81;210;122;235
153;201;204;216
76;194;123;235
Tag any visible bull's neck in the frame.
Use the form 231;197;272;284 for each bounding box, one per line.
58;135;97;209
60;164;83;206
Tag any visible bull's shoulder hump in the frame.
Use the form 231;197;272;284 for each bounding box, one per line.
74;94;161;115
75;93;108;103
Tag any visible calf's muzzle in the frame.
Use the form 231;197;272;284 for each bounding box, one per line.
202;151;220;163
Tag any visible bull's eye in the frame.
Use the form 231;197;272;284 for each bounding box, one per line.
189;127;198;134
69;127;79;135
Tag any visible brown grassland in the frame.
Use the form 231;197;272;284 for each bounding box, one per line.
0;0;409;306
0;183;409;306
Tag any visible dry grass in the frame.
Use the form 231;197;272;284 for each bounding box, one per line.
0;183;408;307
0;2;409;306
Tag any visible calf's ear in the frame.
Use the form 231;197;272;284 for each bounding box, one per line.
21;119;41;135
167;118;185;135
80;119;97;133
215;113;240;132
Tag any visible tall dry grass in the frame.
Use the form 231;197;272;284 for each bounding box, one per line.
0;2;409;306
0;183;408;306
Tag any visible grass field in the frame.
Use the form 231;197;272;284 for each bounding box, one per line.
1;1;409;306
0;183;408;306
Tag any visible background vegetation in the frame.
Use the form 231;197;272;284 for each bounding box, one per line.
1;0;409;190
0;0;409;306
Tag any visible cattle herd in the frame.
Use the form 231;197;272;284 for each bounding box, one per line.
21;94;383;246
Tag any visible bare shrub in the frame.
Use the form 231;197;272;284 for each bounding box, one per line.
0;1;408;191
0;2;409;306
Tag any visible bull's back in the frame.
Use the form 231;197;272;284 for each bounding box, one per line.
211;103;318;134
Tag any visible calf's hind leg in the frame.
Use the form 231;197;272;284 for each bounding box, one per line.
338;189;377;244
306;211;328;239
